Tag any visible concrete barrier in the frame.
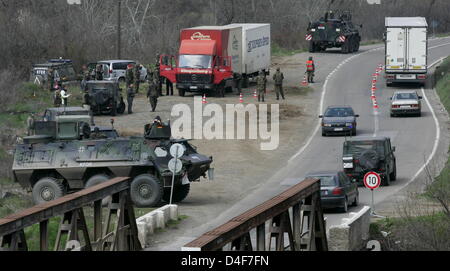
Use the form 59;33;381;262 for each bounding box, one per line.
136;204;178;248
328;206;371;251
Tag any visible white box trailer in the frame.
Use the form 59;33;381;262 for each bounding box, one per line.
385;17;428;86
227;24;271;77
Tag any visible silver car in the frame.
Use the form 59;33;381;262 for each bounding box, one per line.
390;90;422;117
97;60;148;83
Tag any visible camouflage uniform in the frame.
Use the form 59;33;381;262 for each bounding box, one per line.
127;85;135;114
81;66;90;91
27;113;35;136
54;88;62;107
153;65;162;96
95;65;104;80
126;66;134;88
135;65;141;93
273;68;285;100
147;80;159;112
48;68;54;91
257;72;266;102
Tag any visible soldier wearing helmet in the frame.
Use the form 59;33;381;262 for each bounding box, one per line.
306;56;315;83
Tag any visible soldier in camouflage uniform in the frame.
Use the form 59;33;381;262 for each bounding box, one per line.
273;68;285;100
257;71;266;102
147;79;159;112
47;68;54;91
127;83;135;114
234;73;243;95
135;64;141;93
153;65;162;96
95;64;104;80
81;65;90;91
53;85;62;107
126;64;134;89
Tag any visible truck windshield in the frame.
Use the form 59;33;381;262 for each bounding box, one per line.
179;55;212;69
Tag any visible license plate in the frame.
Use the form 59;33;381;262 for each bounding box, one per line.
334;128;344;131
400;105;411;109
343;163;354;169
397;74;415;79
321;190;328;196
318;26;325;30
190;86;198;90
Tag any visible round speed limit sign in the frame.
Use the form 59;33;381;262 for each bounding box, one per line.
364;172;381;190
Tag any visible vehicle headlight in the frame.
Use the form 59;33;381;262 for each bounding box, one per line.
346;123;353;127
323;123;332;127
311;29;316;32
336;28;341;32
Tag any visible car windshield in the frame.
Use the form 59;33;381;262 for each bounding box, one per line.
324;107;354;117
179;55;212;69
313;176;336;187
394;93;418;100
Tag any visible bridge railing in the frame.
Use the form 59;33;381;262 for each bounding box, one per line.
182;178;328;251
0;177;141;251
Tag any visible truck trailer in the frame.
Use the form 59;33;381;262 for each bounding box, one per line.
160;24;271;97
384;17;428;86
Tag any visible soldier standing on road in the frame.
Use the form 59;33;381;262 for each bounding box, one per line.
135;64;142;93
153;66;163;96
95;64;104;80
126;64;134;89
166;78;174;96
306;56;315;83
27;113;35;136
81;65;90;91
257;71;266;102
147;79;159;112
47;68;54;91
273;68;285;100
127;83;136;114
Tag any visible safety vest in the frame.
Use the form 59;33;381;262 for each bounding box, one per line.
306;60;315;71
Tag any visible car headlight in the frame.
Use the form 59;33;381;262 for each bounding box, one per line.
323;123;332;127
311;29;316;32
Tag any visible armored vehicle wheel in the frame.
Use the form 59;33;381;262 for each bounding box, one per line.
32;177;65;205
309;41;316;53
118;100;126;114
85;174;112;206
130;174;163;207
162;184;191;203
178;88;185;97
341;40;349;54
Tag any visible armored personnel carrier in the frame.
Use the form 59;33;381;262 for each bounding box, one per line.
306;11;361;54
12;116;213;207
84;81;126;116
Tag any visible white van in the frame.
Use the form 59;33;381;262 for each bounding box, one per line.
97;60;148;82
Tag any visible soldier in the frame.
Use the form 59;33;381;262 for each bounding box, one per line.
166;77;174;96
257;71;266;102
135;64;142;93
81;64;90;91
54;85;62;107
90;127;107;139
26;113;35;136
153;66;163;96
233;73;243;95
95;64;104;80
147;79;159;112
127;83;135;114
47;68;54;91
60;87;71;107
126;64;134;89
306;56;315;83
273;67;285;100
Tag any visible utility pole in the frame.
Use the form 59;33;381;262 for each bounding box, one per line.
117;0;122;59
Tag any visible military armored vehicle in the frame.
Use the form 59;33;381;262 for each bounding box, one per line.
12;116;213;207
306;11;361;54
30;59;78;86
84;81;126;116
342;137;396;186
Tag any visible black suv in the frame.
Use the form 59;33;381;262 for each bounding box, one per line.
84;81;126;116
342;136;397;186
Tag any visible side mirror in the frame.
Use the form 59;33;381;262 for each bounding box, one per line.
392;146;396;152
319;115;323;118
418;96;423;100
355;114;360;118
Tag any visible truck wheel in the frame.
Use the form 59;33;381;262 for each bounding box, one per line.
118;100;126;114
111;100;117;116
383;171;391;186
309;41;316;53
341;40;349;54
32;177;65;205
85;174;112;206
390;162;397;181
130;174;163;207
162;184;191;203
178;88;185;97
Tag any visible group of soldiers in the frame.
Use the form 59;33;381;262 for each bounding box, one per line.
46;68;71;108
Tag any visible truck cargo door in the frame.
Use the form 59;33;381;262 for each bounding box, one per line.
160;55;177;83
386;28;406;71
407;28;427;72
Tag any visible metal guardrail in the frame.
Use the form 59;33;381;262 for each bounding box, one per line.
0;177;141;251
182;178;328;251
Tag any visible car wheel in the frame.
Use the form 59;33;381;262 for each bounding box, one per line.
353;192;359;207
340;197;349;213
32;177;65;205
383;171;391;186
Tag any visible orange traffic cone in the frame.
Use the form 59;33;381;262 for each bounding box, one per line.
302;74;308;86
202;94;207;104
239;93;244;103
371;85;377;91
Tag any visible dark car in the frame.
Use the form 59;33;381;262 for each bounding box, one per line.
84;81;126;116
320;106;359;136
343;136;397;186
306;171;359;213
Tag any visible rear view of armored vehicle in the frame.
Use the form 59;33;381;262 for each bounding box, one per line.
342;137;397;186
306;11;361;53
84;81;126;116
12;116;213;207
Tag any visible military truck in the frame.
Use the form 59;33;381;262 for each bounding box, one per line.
342;137;397;186
84;81;126;116
306;11;361;54
12;116;214;207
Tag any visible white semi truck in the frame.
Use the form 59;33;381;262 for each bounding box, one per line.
384;17;428;86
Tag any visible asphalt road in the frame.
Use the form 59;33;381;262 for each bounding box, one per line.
150;37;450;250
